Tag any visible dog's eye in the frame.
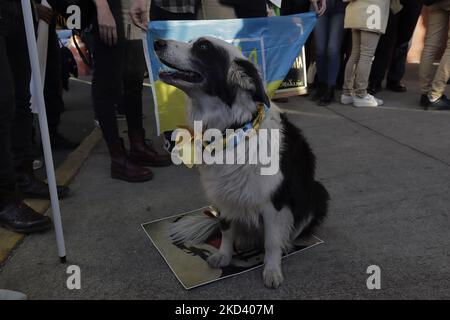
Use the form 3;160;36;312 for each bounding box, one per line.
198;41;210;51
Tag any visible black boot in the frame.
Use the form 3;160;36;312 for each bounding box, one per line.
310;83;327;101
16;162;70;200
107;138;154;182
318;86;335;106
128;129;172;167
0;202;51;234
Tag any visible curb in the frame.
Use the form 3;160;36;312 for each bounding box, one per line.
0;127;103;265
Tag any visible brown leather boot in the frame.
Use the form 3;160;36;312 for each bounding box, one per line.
128;129;172;167
107;139;154;182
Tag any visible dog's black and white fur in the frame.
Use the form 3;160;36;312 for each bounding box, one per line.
155;36;329;288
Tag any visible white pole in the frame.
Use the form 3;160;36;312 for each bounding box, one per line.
21;0;67;263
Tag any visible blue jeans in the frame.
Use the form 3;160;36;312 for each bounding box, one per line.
314;0;346;86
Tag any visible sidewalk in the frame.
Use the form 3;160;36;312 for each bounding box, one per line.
0;64;449;299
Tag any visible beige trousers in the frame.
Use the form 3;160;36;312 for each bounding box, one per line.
419;0;450;101
343;30;381;97
199;0;237;19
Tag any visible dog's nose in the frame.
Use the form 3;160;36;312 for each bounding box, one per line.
154;39;167;51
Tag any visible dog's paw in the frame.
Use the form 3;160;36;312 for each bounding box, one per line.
207;252;231;268
263;267;284;289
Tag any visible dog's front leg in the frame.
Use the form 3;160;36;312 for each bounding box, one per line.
207;219;234;268
261;206;292;289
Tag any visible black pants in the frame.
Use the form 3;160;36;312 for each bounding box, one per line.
0;1;33;206
280;0;314;71
280;0;311;14
91;0;145;144
150;1;197;20
45;19;64;135
369;0;423;86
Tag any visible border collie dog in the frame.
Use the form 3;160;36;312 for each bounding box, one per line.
155;36;329;288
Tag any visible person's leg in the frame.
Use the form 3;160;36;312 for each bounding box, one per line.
386;0;423;88
343;30;361;97
429;7;450;101
311;12;329;100
122;40;145;133
8;9;34;177
314;13;329;86
326;11;345;86
91;41;123;144
368;11;398;90
0;34;17;207
0;1;51;233
7;9;70;200
92;0;153;181
123;40;172;167
419;4;447;96
44;23;64;136
318;10;345;105
354;31;381;98
44;23;78;149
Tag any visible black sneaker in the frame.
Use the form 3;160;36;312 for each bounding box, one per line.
421;94;450;110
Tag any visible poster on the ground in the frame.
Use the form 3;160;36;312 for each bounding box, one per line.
142;207;324;290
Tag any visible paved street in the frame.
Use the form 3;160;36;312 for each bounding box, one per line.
0;65;449;299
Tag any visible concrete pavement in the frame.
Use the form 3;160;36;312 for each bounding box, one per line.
0;65;449;299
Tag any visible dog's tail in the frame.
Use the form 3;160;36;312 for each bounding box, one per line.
169;214;220;245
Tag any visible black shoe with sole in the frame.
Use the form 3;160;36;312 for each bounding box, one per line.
318;86;335;106
17;173;70;200
386;82;407;92
0;203;51;234
421;94;450;110
311;83;327;101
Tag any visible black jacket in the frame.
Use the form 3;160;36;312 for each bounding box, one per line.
423;0;440;5
220;0;268;18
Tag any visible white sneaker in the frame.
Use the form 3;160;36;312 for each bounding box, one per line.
340;94;354;105
353;94;383;107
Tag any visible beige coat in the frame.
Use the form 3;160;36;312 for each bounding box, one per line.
343;0;403;34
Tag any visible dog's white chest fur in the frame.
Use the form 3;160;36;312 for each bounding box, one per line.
197;107;284;226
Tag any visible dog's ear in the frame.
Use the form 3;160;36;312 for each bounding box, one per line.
228;59;269;106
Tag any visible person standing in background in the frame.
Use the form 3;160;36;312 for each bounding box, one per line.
341;0;402;108
368;0;423;94
35;1;80;150
92;0;171;183
419;0;450;110
147;0;198;151
0;0;67;234
311;0;346;106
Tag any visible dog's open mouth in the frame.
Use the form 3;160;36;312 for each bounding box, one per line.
159;58;203;83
